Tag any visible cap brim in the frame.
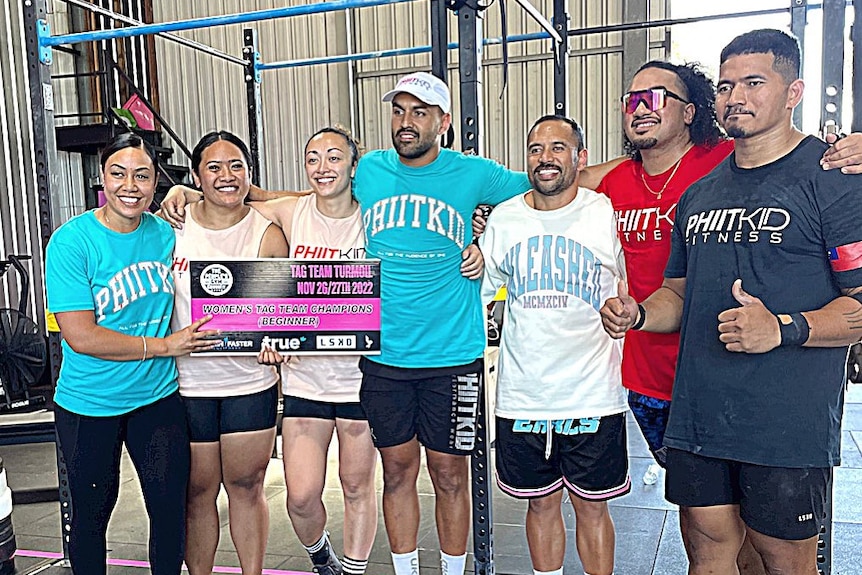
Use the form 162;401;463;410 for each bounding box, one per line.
381;88;400;103
380;87;449;113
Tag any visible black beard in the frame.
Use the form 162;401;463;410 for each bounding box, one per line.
393;138;434;160
528;170;575;197
532;182;567;196
724;125;747;139
629;136;658;150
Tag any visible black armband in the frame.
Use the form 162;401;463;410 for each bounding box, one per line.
778;312;810;346
632;304;646;331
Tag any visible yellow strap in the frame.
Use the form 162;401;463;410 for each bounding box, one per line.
493;286;507;301
46;311;60;333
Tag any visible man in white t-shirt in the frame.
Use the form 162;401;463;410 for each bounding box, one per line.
479;115;629;575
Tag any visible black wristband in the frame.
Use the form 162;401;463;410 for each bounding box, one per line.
778;312;810;346
632;304;646;331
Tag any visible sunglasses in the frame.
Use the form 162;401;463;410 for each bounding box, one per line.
621;87;689;114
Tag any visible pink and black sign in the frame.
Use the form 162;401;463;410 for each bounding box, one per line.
190;259;380;356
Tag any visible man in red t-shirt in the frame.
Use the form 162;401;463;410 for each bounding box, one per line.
593;61;731;486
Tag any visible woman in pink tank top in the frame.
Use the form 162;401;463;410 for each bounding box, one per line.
256;128;378;575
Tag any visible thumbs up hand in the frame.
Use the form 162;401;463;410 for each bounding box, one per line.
600;279;641;339
717;279;781;353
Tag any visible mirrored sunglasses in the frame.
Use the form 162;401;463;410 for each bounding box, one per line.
621;87;689;114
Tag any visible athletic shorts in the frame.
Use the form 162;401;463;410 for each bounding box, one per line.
495;413;631;501
627;391;671;466
282;395;366;420
359;358;483;455
665;448;831;540
182;384;278;443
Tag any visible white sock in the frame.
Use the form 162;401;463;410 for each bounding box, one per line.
441;551;467;575
533;568;562;575
584;572;614;575
391;549;419;575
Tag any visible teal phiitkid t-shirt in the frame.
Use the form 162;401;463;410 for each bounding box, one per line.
354;148;530;367
46;211;178;416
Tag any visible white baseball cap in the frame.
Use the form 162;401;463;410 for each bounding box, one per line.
381;72;451;114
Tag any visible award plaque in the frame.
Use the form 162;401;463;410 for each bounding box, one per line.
189;259;381;356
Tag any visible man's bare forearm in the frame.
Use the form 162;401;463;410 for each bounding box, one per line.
799;290;862;347
640;280;686;333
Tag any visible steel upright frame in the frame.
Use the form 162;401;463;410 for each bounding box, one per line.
552;0;569;115
791;0;808;127
821;0;846;135
244;28;264;187
22;0;72;567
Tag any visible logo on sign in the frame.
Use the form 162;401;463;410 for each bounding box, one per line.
199;264;234;296
261;335;305;351
317;335;357;350
218;339;254;350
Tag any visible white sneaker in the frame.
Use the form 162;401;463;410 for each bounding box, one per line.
642;463;662;485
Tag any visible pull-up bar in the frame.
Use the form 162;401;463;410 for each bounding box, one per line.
260;31;551;71
38;0;417;63
62;0;246;66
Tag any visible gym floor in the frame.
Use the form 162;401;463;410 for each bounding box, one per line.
2;385;862;575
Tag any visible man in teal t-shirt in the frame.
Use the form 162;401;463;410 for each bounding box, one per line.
356;72;530;575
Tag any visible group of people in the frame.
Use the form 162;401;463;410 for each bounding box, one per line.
44;25;862;575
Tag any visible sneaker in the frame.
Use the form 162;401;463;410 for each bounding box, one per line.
312;554;344;575
642;462;662;486
310;534;344;575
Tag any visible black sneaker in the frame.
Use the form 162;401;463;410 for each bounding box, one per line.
312;553;344;575
310;534;343;575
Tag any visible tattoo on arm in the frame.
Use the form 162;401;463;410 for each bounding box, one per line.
657;284;685;301
842;307;862;331
841;287;862;331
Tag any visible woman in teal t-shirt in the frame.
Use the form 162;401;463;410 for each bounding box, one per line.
45;133;219;575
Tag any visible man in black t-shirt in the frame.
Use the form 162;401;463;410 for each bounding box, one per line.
600;29;862;575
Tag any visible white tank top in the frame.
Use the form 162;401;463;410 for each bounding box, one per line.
172;206;279;397
283;194;365;403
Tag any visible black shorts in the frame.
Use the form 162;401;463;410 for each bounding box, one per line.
359;358;483;455
495;413;631;501
182;384;278;443
665;448;831;540
282;395;366;420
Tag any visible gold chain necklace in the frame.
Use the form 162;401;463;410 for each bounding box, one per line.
640;156;683;200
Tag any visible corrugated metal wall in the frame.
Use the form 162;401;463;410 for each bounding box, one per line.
152;1;353;189
152;0;668;190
